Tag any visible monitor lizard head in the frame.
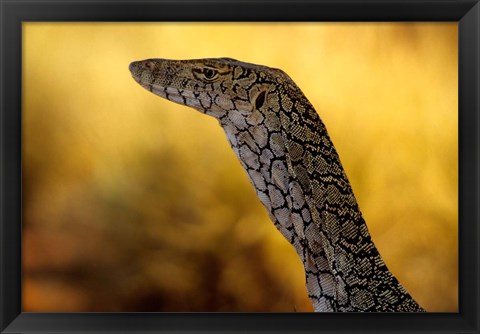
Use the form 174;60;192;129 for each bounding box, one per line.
129;57;296;121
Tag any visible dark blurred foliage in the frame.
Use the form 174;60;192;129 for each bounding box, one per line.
23;130;310;311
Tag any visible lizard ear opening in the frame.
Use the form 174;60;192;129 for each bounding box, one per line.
255;90;267;110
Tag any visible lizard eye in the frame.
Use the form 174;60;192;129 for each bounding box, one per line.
193;67;220;82
203;68;218;80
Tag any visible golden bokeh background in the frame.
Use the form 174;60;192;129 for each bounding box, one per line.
22;23;458;312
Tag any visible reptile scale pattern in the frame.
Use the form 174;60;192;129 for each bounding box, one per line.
129;57;425;312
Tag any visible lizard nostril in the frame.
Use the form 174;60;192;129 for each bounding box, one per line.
144;61;154;70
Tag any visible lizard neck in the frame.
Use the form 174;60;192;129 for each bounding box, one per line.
220;86;424;312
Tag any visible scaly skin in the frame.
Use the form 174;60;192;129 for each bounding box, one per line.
129;57;425;312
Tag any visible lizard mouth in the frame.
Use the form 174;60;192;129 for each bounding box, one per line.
140;82;187;104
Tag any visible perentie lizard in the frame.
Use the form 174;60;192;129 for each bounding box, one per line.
129;57;425;312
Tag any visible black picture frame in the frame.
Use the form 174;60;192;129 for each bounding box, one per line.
1;0;478;333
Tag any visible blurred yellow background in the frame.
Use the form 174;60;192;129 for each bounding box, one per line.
22;23;458;312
